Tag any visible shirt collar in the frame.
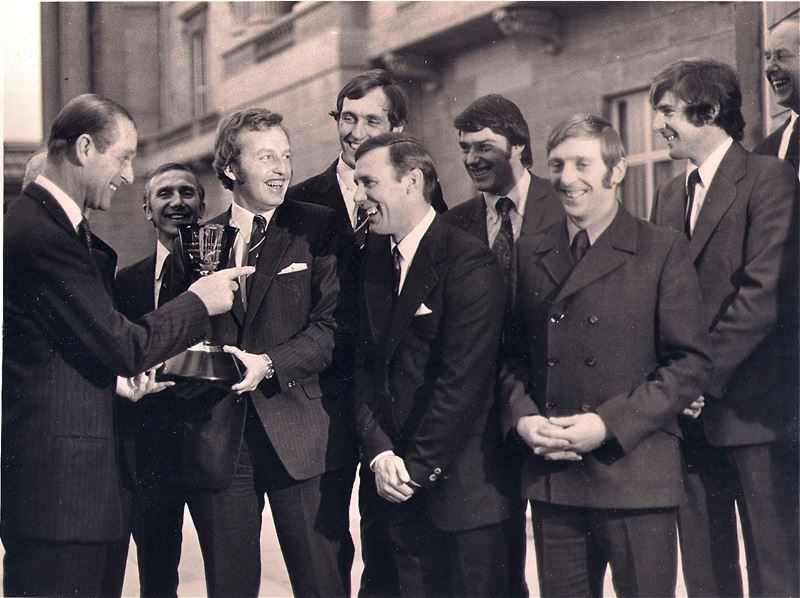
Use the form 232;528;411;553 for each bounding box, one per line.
391;207;437;264
567;201;619;245
336;154;356;193
154;239;172;281
35;174;84;232
483;170;531;218
688;137;733;190
230;200;276;239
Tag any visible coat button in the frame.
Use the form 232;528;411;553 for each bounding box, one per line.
433;467;442;475
585;357;597;367
547;358;559;367
287;380;296;388
550;312;565;323
545;401;557;410
588;315;599;325
580;403;592;413
429;474;438;482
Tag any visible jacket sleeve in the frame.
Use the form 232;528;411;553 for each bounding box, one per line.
596;235;713;453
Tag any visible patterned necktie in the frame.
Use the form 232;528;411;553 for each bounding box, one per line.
77;217;92;252
157;253;173;307
785;117;799;171
570;229;590;264
492;196;514;283
685;169;701;238
248;215;267;268
354;207;369;251
392;245;402;303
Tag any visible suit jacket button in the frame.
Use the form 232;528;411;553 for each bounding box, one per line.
429;474;437;482
287;380;296;388
580;403;592;413
585;358;597;367
433;467;442;475
550;313;565;323
588;315;599;324
547;358;559;367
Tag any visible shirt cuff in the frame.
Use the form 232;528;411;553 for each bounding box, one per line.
369;450;396;471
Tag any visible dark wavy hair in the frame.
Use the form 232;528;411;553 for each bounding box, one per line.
329;69;408;129
213;108;287;191
355;132;438;203
48;93;136;160
453;94;533;169
649;59;745;141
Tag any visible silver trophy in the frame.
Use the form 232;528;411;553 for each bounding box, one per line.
158;223;242;383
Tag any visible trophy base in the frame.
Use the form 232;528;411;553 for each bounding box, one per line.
157;342;242;384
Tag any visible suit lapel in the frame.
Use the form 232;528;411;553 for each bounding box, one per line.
243;204;292;329
657;175;687;236
689;142;745;262
555;207;637;303
520;175;552;238
384;219;444;362
531;220;574;288
466;195;489;243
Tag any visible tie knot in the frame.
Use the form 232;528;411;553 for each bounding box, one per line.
570;228;590;264
252;215;266;233
496;196;513;217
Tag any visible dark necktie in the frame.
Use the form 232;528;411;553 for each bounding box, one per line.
157;253;173;307
685;169;701;238
785;117;799;171
354;207;369;251
570;229;590;264
248;215;267;268
492;196;514;283
77;217;92;252
392;246;402;303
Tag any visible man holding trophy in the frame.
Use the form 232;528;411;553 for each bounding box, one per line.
176;107;358;597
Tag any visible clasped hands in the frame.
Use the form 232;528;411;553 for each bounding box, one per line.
515;413;610;461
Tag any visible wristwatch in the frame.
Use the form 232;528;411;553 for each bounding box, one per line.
259;353;274;379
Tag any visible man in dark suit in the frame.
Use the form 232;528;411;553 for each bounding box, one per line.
114;162;206;596
443;94;564;596
755;15;799;174
506;114;712;597
2;93;248;597
650;59;799;597
177;107;358;597
287;69;447;596
353;132;514;596
287;69;446;244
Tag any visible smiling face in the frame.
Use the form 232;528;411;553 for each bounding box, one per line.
83;116;137;211
547;135;623;229
226;127;291;213
765;20;800;113
458;127;524;196
354;146;423;241
338;88;400;168
651;91;710;164
145;169;205;246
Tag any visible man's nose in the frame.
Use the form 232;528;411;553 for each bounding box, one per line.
652;111;664;131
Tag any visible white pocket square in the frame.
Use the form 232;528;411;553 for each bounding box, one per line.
277;262;308;275
415;303;433;316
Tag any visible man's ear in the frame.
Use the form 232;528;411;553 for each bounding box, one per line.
223;163;237;183
510;144;525;162
610;157;627;187
703;103;719;125
74;133;94;166
142;200;152;221
405;168;423;195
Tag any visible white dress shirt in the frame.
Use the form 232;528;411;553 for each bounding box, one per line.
390;207;437;295
230;201;276;304
483;169;531;245
336;155;360;229
35;175;83;232
686;137;734;234
153;239;172;308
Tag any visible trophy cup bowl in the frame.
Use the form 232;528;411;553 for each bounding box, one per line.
157;223;242;385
